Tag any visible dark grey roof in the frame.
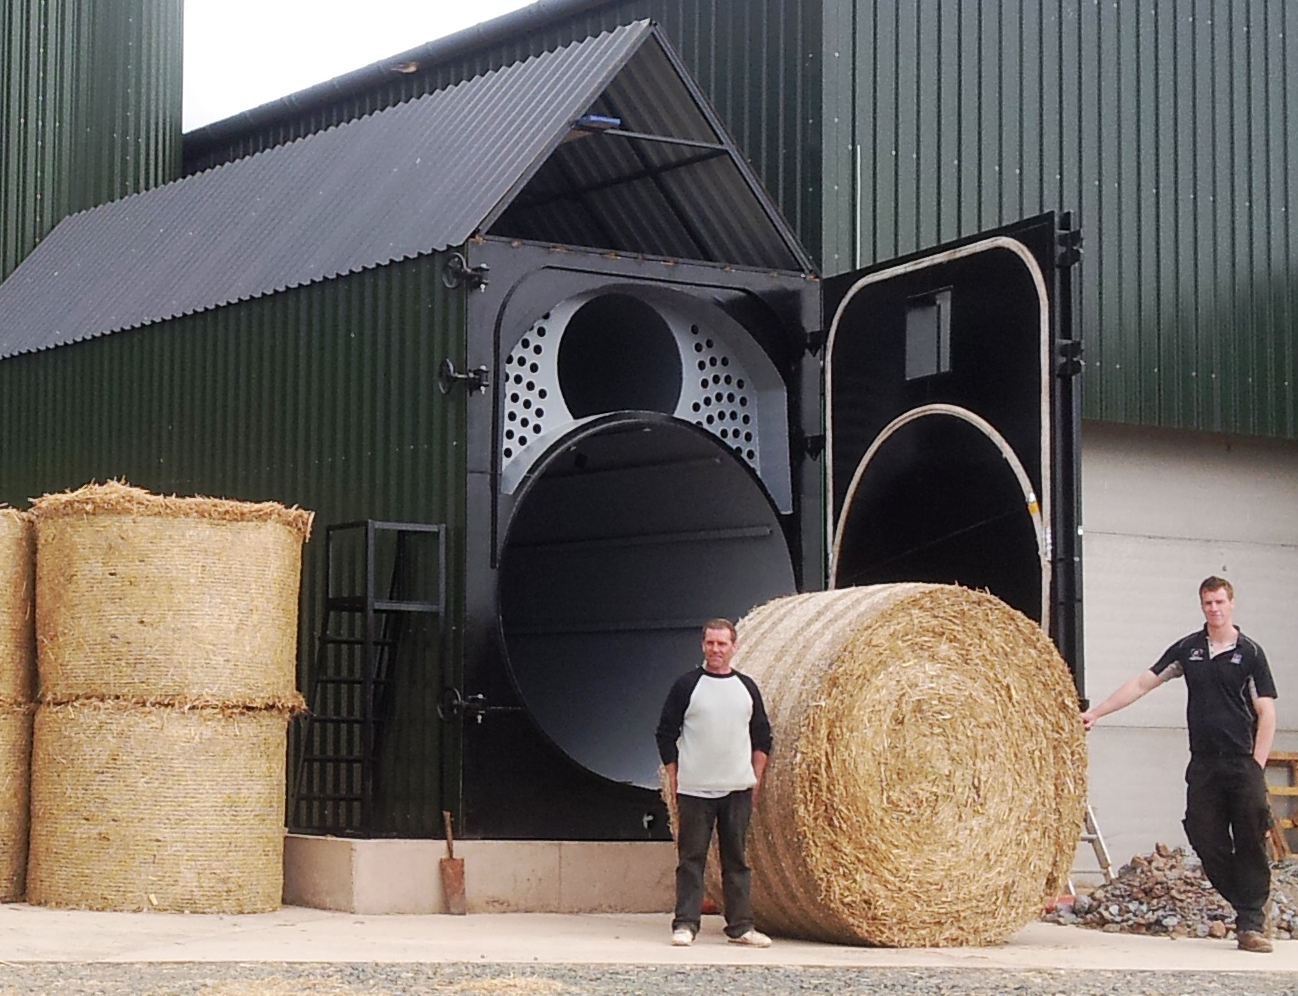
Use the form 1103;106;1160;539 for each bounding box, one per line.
0;20;811;360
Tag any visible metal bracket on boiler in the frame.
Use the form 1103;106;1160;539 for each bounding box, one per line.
442;252;491;291
438;358;490;394
437;687;521;724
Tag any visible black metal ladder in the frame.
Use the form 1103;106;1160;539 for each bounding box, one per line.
292;520;445;835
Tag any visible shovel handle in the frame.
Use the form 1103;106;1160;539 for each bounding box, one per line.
442;810;455;858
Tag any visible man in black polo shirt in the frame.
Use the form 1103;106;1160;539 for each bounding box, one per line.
1082;576;1278;952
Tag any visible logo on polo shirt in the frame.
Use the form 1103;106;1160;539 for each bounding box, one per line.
1232;652;1243;665
1189;648;1205;661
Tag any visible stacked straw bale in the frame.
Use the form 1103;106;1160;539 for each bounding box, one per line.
31;701;289;911
0;509;35;901
27;482;312;913
702;584;1086;947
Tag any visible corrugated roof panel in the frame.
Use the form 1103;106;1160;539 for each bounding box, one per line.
0;21;651;359
0;18;810;361
179;0;824;266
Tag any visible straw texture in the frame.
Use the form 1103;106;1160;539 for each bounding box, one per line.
25;482;310;913
27;700;289;912
32;482;311;703
716;584;1086;947
0;705;33;901
0;510;35;902
0;510;35;705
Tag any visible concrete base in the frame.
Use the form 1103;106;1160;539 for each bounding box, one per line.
283;834;676;915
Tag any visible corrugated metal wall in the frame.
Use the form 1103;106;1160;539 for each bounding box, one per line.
182;0;824;263
828;0;1298;438
0;0;182;281
0;255;468;835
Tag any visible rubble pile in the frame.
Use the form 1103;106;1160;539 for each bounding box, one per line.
1044;843;1298;940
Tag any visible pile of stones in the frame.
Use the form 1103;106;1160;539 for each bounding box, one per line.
1043;843;1298;940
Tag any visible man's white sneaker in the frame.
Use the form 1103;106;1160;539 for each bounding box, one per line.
727;928;772;947
671;928;695;947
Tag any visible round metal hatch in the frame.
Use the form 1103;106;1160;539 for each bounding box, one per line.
497;414;796;789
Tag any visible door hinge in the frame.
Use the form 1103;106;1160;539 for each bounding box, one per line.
802;433;826;458
1055;339;1084;378
438;358;490;394
805;328;827;355
1056;226;1083;269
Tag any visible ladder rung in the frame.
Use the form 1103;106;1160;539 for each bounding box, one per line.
319;637;398;648
327;597;441;614
1268;787;1298;797
375;599;440;613
312;676;392;685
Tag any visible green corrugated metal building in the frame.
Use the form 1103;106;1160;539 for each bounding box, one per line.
1;0;182;281
184;0;1298;440
1;0;1294;872
0;20;833;842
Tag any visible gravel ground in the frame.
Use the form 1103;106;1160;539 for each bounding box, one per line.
0;964;1296;996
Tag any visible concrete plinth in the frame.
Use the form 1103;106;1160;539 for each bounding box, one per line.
283;834;676;915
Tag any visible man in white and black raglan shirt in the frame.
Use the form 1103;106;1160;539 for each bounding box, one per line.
656;618;773;948
1083;576;1278;953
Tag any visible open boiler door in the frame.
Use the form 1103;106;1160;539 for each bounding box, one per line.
823;213;1082;673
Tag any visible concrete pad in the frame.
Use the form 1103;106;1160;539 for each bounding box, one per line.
283;836;675;914
0;904;1294;972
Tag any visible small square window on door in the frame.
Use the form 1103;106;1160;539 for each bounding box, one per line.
905;287;952;380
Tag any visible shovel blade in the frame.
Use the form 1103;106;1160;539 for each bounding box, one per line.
440;857;466;915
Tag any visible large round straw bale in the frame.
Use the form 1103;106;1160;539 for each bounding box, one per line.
27;699;290;912
31;482;312;705
724;584;1085;947
0;705;33;901
0;509;35;705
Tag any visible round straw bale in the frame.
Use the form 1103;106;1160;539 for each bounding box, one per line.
0;509;35;705
707;584;1085;947
31;482;313;704
0;705;33;901
27;699;290;912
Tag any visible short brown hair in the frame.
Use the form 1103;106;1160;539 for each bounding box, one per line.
1199;576;1234;600
701;618;737;641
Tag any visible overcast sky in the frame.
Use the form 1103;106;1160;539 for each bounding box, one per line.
183;0;533;131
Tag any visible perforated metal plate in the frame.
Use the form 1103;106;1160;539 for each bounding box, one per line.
499;285;790;510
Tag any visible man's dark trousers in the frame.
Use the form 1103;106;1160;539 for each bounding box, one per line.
1183;754;1273;933
673;789;754;938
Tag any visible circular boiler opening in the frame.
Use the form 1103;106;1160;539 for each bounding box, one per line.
557;293;683;417
832;412;1044;622
498;416;796;789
